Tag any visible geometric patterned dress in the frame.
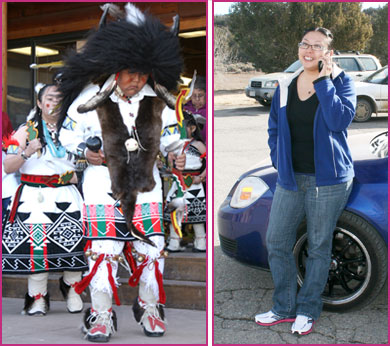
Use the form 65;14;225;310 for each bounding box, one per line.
2;118;88;274
163;139;206;225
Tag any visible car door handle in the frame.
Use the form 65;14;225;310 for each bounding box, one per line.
356;74;363;77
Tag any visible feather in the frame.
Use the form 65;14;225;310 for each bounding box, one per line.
125;3;145;26
26;108;36;121
2;135;19;150
186;70;197;101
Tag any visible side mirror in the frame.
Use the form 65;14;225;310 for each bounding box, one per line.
370;132;388;158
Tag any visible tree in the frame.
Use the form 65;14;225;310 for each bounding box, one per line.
227;2;374;72
228;2;291;72
214;16;240;71
365;4;388;65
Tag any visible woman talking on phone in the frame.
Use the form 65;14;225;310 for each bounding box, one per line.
255;27;356;335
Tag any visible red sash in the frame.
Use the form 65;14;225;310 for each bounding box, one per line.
8;173;73;224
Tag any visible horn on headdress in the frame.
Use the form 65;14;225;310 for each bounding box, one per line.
98;4;110;28
170;15;180;36
77;74;118;113
99;3;124;28
154;82;177;109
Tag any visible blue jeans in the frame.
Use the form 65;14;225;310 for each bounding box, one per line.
266;174;353;320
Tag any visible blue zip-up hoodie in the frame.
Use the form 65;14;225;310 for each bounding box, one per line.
268;65;356;191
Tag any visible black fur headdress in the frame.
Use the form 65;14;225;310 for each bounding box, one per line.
58;3;183;120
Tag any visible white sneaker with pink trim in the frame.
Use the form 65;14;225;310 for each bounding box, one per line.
255;310;295;326
291;315;315;335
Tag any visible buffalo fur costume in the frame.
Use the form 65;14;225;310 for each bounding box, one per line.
94;96;165;246
57;3;183;246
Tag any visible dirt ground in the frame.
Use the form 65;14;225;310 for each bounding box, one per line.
214;71;259;91
214;71;264;108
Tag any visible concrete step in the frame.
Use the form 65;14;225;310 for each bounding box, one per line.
118;249;206;282
2;250;206;310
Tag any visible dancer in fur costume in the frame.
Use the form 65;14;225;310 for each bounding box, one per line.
58;3;185;342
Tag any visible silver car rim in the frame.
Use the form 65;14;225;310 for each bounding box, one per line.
355;101;371;121
294;227;372;306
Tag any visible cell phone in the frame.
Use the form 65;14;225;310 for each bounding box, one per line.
318;51;331;72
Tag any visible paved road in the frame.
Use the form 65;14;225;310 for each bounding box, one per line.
213;98;388;344
2;297;206;344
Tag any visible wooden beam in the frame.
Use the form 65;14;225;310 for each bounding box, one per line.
2;2;7;113
7;3;206;40
8;6;102;40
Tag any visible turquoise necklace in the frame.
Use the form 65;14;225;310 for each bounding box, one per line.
42;120;66;158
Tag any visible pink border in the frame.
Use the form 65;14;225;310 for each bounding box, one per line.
1;1;207;345
212;1;389;346
206;1;210;345
211;2;214;346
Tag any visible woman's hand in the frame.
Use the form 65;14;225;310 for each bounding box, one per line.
174;153;186;171
24;138;42;157
85;149;105;165
167;152;186;171
193;175;206;185
319;52;333;78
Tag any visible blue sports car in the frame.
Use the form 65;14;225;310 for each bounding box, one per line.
218;131;388;311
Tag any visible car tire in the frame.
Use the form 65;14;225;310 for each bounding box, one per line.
293;210;387;312
259;99;271;107
354;98;373;122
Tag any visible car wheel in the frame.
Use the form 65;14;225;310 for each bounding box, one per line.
259;99;271;107
354;98;373;122
293;211;387;312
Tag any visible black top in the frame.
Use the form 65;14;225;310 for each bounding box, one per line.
287;76;319;174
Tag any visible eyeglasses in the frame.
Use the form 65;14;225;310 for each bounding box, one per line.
298;42;326;51
192;93;205;99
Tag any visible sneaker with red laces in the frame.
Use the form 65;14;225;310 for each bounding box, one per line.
291;315;315;335
255;310;296;326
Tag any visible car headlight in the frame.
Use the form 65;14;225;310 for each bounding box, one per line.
230;176;269;209
264;80;279;88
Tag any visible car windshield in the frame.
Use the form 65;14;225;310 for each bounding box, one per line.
363;67;388;84
284;60;302;73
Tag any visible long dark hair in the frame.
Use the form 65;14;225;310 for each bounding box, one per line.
29;83;56;148
184;111;203;143
303;27;334;49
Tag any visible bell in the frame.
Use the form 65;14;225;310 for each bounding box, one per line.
91;253;98;261
125;138;139;152
137;255;145;262
118;256;124;263
163;251;169;258
85;250;92;257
